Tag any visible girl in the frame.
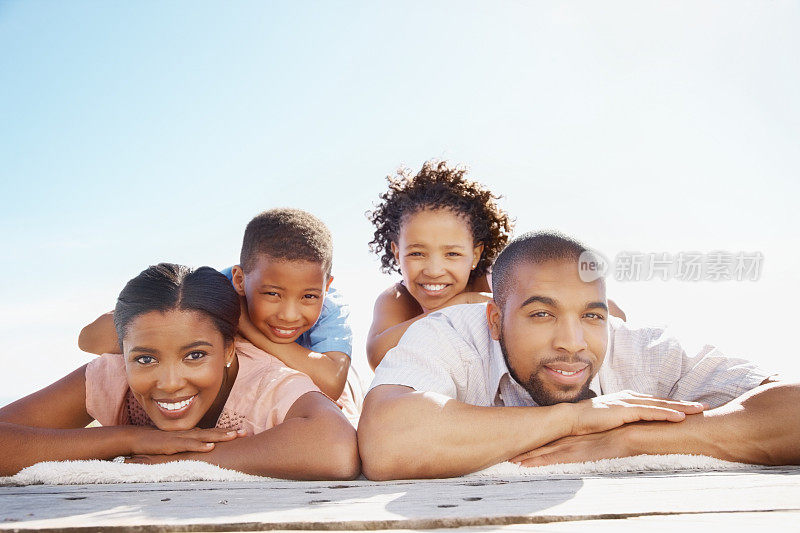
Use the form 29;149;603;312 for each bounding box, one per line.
0;264;359;479
366;161;513;369
366;161;626;370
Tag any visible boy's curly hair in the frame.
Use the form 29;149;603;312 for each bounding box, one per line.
367;160;513;284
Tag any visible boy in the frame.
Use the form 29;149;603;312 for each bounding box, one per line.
78;208;357;417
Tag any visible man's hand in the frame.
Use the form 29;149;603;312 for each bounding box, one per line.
510;426;636;467
124;427;244;456
571;390;705;435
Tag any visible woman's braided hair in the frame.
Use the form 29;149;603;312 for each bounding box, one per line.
367;160;513;284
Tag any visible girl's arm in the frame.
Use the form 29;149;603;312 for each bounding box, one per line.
366;281;492;370
128;391;361;480
366;284;425;370
78;311;121;354
0;365;238;475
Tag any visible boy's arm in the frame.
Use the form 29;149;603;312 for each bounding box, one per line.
78;312;120;354
512;380;800;466
128;391;361;480
237;311;349;400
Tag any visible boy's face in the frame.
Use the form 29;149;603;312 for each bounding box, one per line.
233;256;332;344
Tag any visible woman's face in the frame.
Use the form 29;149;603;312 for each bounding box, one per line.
122;309;234;431
391;208;483;313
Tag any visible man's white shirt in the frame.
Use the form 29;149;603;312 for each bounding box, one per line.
370;303;769;409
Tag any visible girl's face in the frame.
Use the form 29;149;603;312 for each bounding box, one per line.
122;309;234;431
392;208;484;313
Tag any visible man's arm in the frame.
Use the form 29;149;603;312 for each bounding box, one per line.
358;385;704;480
129;391;361;480
512;381;800;467
78;312;120;354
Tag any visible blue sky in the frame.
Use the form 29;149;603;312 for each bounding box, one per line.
1;1;798;403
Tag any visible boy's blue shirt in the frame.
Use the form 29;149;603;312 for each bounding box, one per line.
219;266;352;357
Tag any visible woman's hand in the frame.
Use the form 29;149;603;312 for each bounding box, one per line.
124;426;245;455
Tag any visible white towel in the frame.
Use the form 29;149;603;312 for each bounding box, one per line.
0;454;751;486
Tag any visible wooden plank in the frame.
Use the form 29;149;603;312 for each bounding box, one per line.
388;511;800;532
0;468;798;531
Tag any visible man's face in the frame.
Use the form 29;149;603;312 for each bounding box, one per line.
487;259;609;406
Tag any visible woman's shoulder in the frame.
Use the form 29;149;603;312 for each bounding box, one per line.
234;341;317;387
226;342;320;433
85;353;127;386
85;353;132;425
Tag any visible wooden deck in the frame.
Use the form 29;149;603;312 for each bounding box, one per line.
1;467;798;531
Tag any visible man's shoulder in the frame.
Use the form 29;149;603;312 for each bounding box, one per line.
607;316;674;354
410;303;492;357
430;301;489;325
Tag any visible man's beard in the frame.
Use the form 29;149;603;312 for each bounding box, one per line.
498;328;594;406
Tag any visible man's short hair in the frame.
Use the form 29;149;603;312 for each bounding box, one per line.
239;208;333;276
491;230;593;309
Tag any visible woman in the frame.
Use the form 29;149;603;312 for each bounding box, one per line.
0;263;359;479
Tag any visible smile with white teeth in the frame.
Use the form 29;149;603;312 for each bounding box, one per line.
155;395;196;411
273;327;298;335
421;284;448;292
550;368;584;376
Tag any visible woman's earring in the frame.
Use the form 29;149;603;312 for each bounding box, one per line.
225;361;232;368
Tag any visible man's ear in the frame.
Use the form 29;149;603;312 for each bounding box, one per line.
231;265;247;296
486;299;502;341
390;241;400;263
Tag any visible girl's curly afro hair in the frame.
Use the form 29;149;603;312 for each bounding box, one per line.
367;160;513;284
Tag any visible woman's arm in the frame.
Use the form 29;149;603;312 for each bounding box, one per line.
78;311;121;354
128;391;361;480
0;365;238;475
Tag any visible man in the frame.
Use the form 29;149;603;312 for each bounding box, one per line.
358;231;799;480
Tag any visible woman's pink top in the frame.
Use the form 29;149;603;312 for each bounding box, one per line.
84;340;320;435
